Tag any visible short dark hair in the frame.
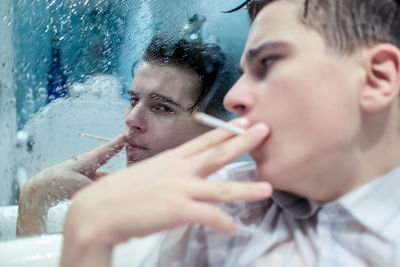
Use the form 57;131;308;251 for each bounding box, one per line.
227;0;400;54
141;37;229;117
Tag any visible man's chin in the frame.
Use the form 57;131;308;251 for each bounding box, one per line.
126;150;150;166
126;154;151;166
127;158;140;166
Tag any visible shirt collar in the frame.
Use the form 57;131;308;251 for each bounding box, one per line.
337;166;400;244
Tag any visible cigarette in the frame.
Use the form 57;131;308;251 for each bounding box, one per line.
79;133;112;142
193;112;245;134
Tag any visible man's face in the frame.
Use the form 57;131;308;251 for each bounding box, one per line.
223;1;365;200
125;62;207;165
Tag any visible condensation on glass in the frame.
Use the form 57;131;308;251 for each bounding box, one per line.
0;0;249;240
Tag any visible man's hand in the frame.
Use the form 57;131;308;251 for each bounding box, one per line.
16;135;127;236
61;120;272;267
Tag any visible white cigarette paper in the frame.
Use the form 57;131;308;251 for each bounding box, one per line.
193;112;245;134
79;133;112;142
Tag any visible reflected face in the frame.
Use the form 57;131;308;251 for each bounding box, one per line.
125;62;207;165
223;1;363;199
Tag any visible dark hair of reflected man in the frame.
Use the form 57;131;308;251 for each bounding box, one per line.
138;37;231;119
225;0;400;54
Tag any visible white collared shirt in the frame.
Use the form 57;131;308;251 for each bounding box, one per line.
149;162;400;267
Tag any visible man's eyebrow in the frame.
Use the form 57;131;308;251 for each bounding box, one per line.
246;41;290;62
128;90;137;97
128;90;186;110
149;93;184;109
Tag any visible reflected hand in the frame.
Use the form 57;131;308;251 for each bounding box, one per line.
16;135;126;236
61;119;272;267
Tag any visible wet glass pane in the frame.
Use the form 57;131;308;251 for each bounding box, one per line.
0;0;249;240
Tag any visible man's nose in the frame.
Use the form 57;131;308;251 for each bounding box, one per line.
125;105;147;133
223;77;255;116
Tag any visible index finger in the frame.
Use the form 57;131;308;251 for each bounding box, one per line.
192;123;269;177
74;135;127;176
177;117;250;157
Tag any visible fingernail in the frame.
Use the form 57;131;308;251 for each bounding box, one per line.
258;182;272;195
250;123;269;137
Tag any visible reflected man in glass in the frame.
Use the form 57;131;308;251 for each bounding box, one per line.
17;38;229;236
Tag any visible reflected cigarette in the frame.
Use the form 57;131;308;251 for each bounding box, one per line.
79;133;112;142
193;112;245;134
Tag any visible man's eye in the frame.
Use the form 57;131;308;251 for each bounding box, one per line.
129;96;139;106
261;55;279;70
152;104;175;114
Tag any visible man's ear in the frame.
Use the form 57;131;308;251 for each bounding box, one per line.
360;44;400;113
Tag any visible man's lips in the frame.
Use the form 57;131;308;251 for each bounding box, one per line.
126;143;148;150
